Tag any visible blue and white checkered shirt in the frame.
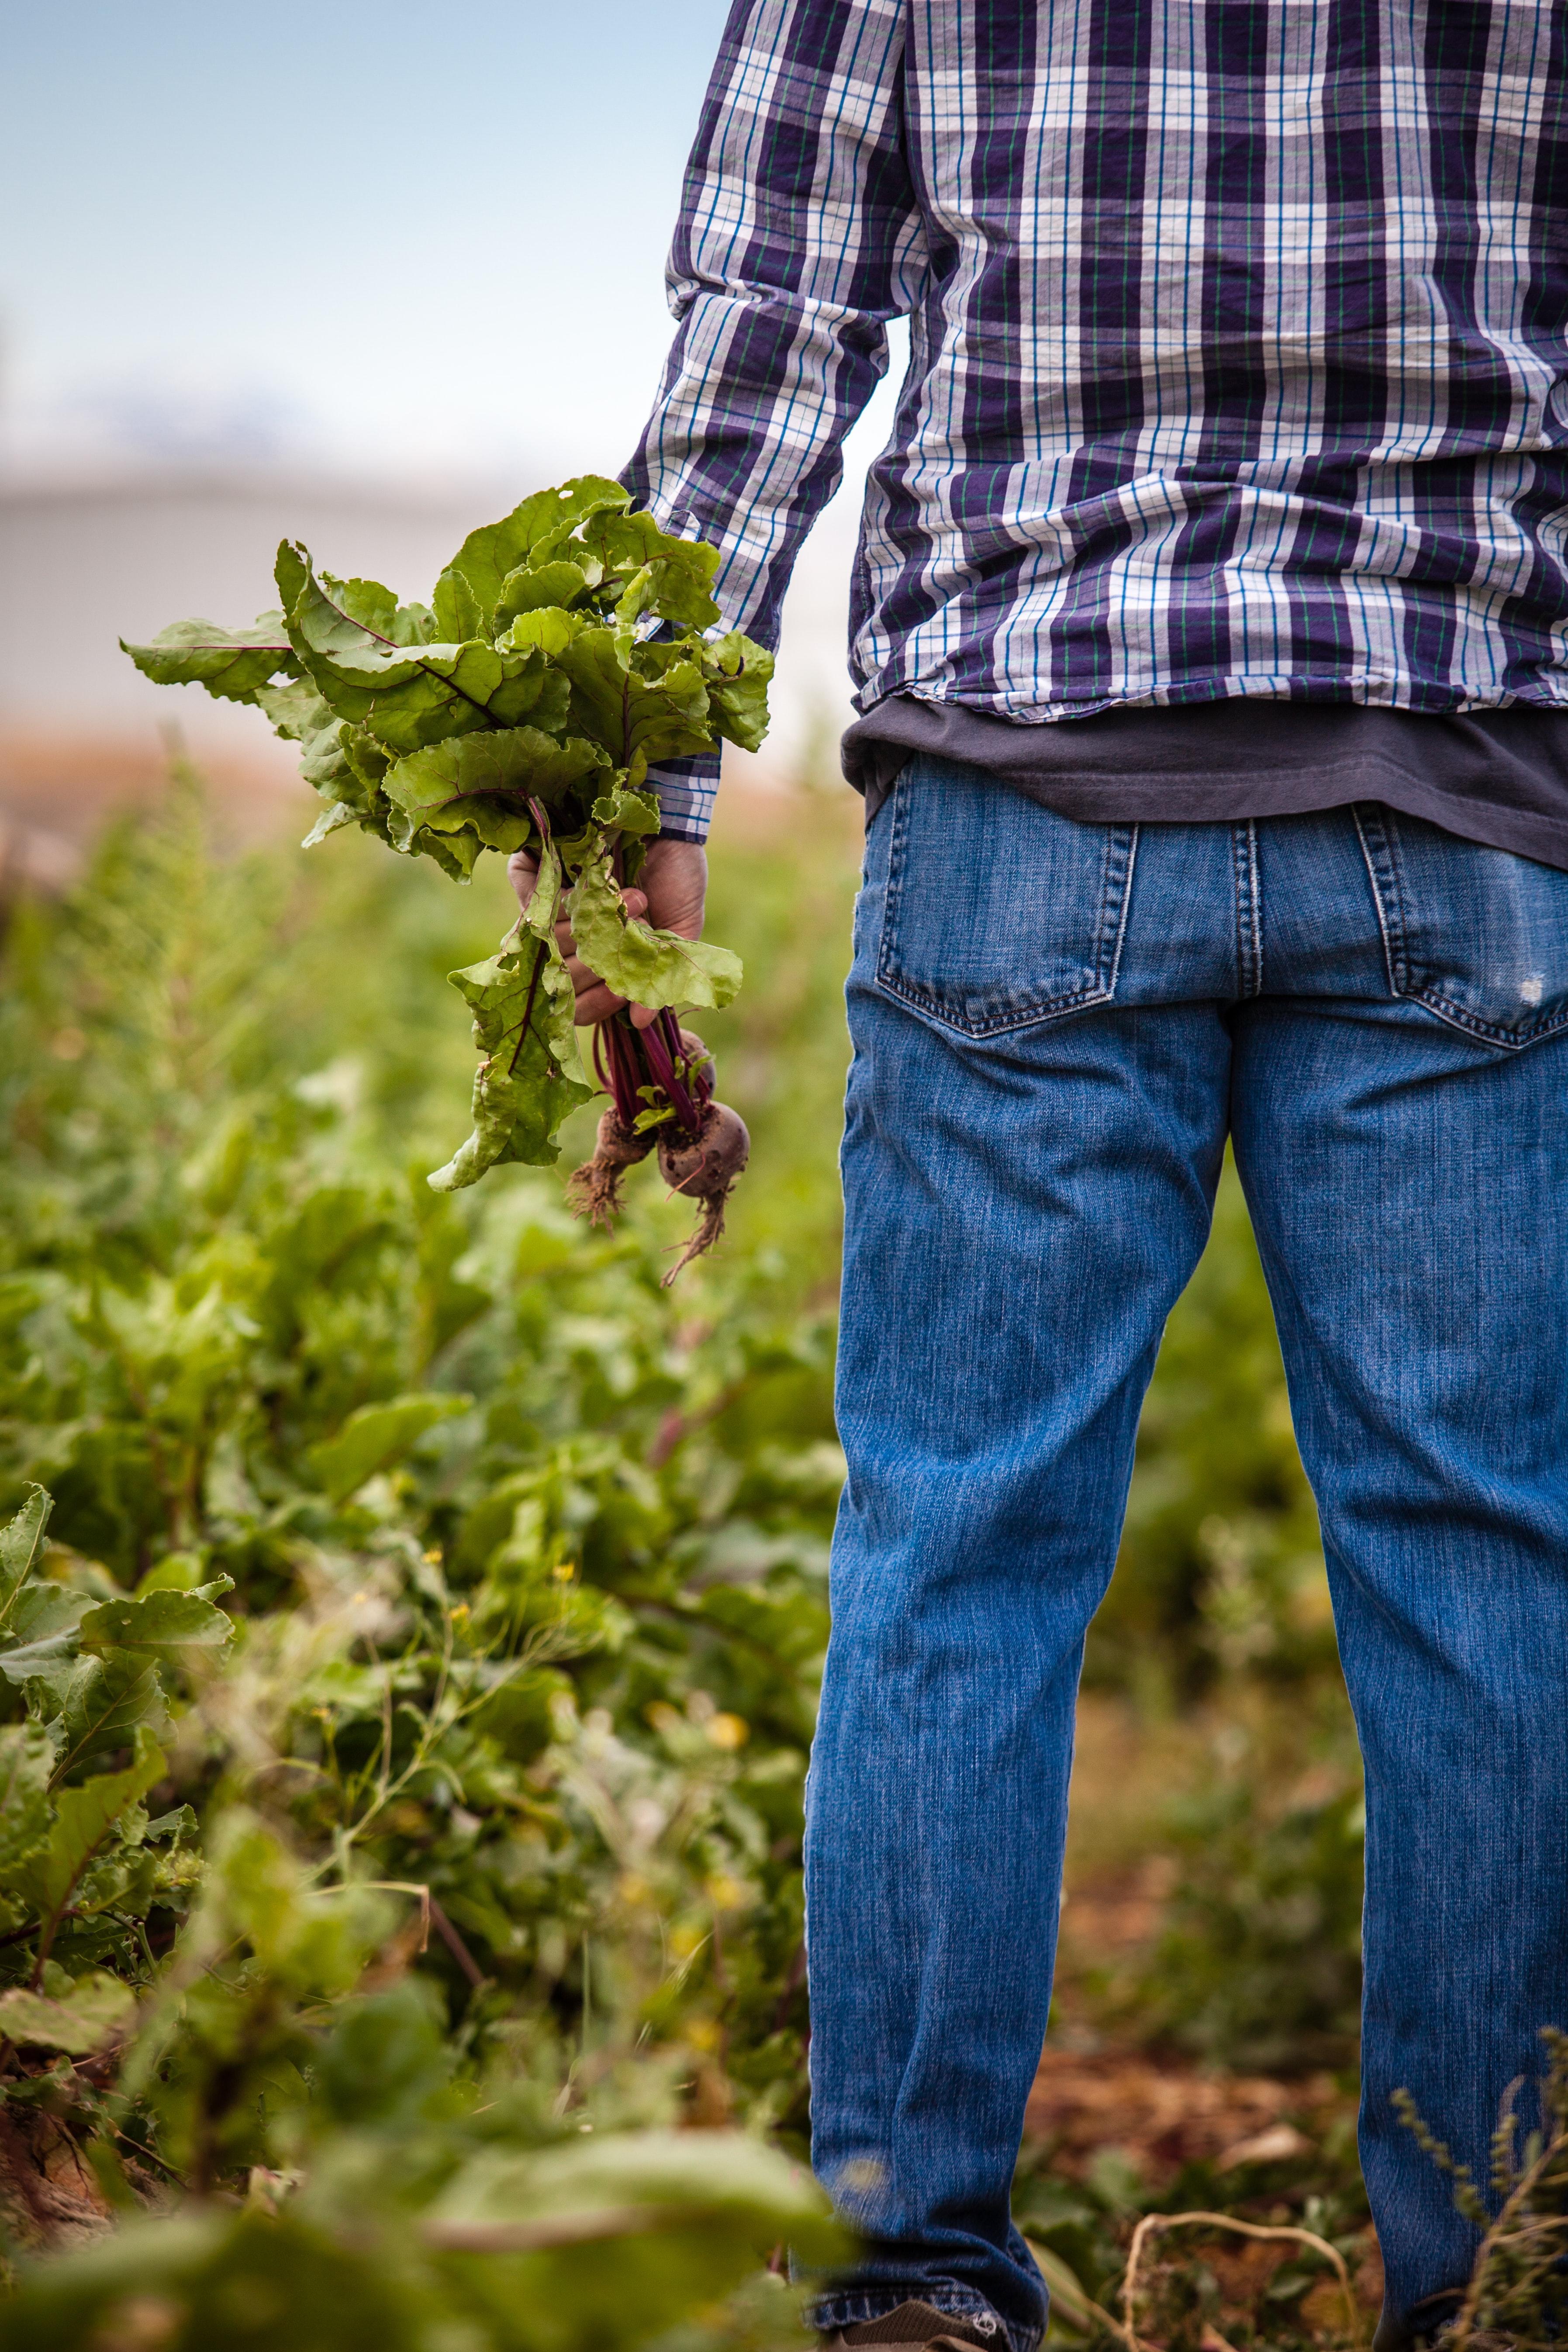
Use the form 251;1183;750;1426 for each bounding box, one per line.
626;0;1568;843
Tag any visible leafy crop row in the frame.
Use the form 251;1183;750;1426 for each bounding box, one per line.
0;769;1408;2349
0;784;838;2348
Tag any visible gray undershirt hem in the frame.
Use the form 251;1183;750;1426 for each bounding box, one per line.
841;695;1568;874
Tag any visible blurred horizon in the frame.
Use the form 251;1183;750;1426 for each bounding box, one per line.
2;3;902;843
7;2;733;479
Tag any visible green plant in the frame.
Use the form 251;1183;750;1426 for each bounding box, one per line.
0;784;838;2339
1134;1747;1365;2072
1396;2027;1568;2352
1088;1167;1334;1700
0;770;1388;2345
0;1481;212;2212
123;477;771;1210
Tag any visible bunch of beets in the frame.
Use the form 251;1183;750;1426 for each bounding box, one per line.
124;477;768;1273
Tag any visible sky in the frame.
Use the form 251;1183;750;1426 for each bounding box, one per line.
3;0;854;479
3;4;904;765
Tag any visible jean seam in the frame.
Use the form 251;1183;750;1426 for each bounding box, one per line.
1230;820;1262;997
1098;823;1140;994
874;971;1116;1037
1395;989;1568;1050
1353;802;1408;995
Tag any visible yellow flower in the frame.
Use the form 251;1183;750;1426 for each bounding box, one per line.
705;1713;749;1751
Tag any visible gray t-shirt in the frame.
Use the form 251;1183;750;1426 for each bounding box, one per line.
842;697;1568;873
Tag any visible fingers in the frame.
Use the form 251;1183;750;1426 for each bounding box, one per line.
507;848;671;1029
571;981;630;1025
558;888;647;1025
507;850;540;911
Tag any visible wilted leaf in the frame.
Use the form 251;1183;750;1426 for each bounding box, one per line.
701;631;774;754
302;802;359;847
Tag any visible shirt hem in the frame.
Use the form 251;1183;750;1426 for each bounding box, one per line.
844;695;1568;873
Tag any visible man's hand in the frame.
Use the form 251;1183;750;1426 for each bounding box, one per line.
507;836;708;1028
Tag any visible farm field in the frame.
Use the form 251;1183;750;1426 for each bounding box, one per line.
0;767;1419;2349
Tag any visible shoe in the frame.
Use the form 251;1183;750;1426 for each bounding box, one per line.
820;2303;1005;2352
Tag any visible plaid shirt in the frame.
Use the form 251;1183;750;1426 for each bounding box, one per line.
626;0;1568;842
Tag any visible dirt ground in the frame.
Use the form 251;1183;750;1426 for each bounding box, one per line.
1021;1696;1382;2339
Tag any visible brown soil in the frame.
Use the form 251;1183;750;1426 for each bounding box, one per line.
1025;2046;1350;2184
0;2100;117;2252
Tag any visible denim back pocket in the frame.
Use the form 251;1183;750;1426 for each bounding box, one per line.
1357;806;1568;1047
875;757;1139;1039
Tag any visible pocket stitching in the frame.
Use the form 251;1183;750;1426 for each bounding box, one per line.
873;966;1119;1038
1393;989;1568;1051
874;775;1137;1039
1355;801;1568;1049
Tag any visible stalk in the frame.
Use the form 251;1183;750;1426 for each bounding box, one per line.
593;1007;710;1140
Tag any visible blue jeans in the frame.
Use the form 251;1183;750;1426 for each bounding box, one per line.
805;757;1568;2352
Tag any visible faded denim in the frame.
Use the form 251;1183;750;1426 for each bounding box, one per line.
805;756;1568;2352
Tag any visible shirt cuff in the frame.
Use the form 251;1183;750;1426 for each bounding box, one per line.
646;753;720;844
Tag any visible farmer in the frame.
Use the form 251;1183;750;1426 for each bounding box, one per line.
520;3;1568;2345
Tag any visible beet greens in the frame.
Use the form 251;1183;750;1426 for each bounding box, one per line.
122;477;767;1258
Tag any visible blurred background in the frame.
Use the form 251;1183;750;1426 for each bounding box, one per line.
0;15;1384;2342
1;0;896;880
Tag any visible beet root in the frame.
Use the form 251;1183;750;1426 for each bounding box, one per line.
566;1105;655;1227
655;1098;750;1283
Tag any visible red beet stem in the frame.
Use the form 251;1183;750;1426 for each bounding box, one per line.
593;1007;710;1140
638;1011;704;1139
593;1014;645;1129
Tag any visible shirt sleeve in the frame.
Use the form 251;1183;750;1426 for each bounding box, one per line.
624;0;926;842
